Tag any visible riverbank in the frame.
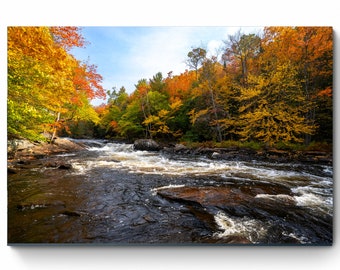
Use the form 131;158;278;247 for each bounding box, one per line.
7;137;332;166
162;144;333;165
7;137;86;161
134;139;333;165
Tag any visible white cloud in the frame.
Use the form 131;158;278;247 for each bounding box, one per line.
207;40;225;58
76;26;264;99
118;27;233;90
124;27;194;81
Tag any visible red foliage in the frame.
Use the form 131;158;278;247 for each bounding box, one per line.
317;87;332;97
73;62;106;100
50;27;86;51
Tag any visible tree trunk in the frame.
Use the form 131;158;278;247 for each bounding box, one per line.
209;87;222;142
51;112;60;143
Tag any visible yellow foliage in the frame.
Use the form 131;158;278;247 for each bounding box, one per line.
188;108;209;124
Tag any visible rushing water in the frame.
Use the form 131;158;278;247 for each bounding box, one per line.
7;140;333;245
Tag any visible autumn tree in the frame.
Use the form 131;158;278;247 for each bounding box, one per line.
8;26;105;141
224;30;262;86
186;47;207;80
236;62;315;144
8;27;77;140
188;56;226;142
295;27;333;143
89;27;332;146
117;98;145;140
142;73;186;139
262;27;333;144
149;72;166;95
96;86;129;137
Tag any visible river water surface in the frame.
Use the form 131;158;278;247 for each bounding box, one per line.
8;140;333;245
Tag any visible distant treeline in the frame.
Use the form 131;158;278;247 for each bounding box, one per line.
8;27;332;147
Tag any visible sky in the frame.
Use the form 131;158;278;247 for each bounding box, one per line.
70;26;262;105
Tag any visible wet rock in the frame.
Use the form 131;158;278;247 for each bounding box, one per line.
254;194;297;206
143;215;157;223
157;186;254;208
57;163;73;170
17;200;66;210
8;139;36;153
12;159;44;170
108;159;121;163
7;167;17;174
8;137;86;162
174;143;187;152
133;139;162;151
44;161;59;168
156;184;298;222
253;194;298;217
211;152;221;159
61;210;81;217
17;159;31;165
211;235;253;244
162;143;190;154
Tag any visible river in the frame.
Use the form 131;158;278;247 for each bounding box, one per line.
7;140;333;245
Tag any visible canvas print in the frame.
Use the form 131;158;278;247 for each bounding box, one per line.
7;26;333;245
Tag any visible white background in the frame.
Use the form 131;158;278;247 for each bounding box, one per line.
1;1;339;269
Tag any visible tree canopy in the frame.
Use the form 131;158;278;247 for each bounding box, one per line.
8;27;332;147
8;26;105;141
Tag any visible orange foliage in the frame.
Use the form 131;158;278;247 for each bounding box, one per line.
72;62;106;102
95;104;109;115
317;87;332;97
109;120;118;129
165;70;196;101
50;26;85;51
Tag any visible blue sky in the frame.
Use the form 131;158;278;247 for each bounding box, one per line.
70;26;262;104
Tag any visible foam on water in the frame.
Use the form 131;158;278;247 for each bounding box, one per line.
292;187;333;215
213;211;268;243
294;193;324;207
72;143;245;176
70;142;333;218
151;184;186;195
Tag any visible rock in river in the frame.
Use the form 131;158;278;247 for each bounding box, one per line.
156;184;298;220
157;186;254;208
133;139;162;151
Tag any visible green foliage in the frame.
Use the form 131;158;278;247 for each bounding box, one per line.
9;27;331;148
117;100;145;139
305;141;332;152
7;27;105;141
274;141;305;151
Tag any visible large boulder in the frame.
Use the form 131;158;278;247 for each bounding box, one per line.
133;139;162;151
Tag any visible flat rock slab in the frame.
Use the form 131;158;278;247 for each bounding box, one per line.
8;138;86;161
157;186;253;207
156;184;298;218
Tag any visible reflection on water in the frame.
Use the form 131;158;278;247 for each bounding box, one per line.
8;141;333;245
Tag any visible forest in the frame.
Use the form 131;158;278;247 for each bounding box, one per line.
7;27;333;149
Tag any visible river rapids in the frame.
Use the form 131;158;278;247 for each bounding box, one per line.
7;140;333;245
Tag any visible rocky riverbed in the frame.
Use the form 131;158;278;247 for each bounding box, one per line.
7;139;333;244
8;138;332;171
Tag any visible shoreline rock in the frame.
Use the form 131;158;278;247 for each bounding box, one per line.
161;144;332;165
133;139;162;151
7;137;86;162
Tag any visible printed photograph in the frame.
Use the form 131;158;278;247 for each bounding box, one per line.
7;26;333;245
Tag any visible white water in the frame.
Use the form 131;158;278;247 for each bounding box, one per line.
69;141;333;243
72;142;245;176
72;143;332;181
213;211;268;243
